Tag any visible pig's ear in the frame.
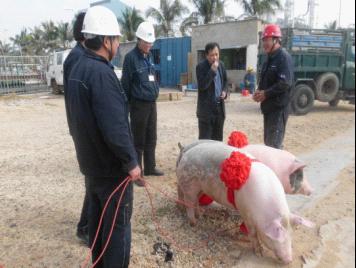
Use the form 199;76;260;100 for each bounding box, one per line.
290;213;315;228
178;143;184;152
291;159;307;173
265;220;288;243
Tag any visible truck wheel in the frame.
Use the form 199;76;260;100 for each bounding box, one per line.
292;84;315;116
316;73;340;102
51;80;61;95
329;98;340;107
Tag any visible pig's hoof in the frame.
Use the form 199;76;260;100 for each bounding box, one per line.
253;246;263;257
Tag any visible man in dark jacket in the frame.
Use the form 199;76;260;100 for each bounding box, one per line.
254;24;294;149
66;6;141;267
121;21;164;181
196;42;228;141
63;11;89;246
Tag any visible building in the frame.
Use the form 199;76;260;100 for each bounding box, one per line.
90;0;129;18
191;18;263;90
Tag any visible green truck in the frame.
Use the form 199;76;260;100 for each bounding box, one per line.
258;28;355;115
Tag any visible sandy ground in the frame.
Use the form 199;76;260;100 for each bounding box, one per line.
0;92;354;268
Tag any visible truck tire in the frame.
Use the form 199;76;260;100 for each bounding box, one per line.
291;84;315;115
316;73;340;102
51;80;61;95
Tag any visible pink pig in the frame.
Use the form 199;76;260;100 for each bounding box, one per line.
178;140;313;196
176;142;314;264
240;144;314;195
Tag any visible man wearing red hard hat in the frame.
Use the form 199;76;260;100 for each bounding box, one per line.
253;24;294;149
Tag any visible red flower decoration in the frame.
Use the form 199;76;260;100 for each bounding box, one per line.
199;194;214;206
228;131;249;148
220;151;252;191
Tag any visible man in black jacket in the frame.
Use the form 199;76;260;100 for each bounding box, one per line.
254;24;294;149
196;42;228;141
66;6;141;267
63;11;89;246
122;21;164;180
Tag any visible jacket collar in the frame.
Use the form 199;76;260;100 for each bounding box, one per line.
134;45;151;61
84;49;114;69
268;47;282;59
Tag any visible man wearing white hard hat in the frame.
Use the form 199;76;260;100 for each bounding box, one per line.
66;6;141;267
122;21;164;185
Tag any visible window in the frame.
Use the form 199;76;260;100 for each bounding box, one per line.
220;48;247;70
56;53;63;66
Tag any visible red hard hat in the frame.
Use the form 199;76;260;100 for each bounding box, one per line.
263;24;282;39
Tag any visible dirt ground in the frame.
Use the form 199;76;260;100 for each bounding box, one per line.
0;92;354;268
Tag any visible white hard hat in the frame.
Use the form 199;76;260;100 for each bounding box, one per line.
136;21;156;43
82;6;122;37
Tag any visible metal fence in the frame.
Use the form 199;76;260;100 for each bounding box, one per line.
0;56;50;95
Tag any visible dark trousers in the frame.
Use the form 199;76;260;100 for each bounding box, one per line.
87;177;133;268
130;99;157;172
77;176;89;233
263;108;289;149
198;104;225;141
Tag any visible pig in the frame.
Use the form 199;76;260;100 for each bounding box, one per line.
176;141;314;264
178;140;313;196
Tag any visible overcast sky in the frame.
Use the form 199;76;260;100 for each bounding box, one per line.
0;0;355;42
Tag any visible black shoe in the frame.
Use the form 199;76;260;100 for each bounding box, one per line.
144;168;164;176
77;228;89;247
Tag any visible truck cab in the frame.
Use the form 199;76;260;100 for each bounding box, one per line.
46;49;71;94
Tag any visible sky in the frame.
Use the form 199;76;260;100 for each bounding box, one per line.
0;0;355;42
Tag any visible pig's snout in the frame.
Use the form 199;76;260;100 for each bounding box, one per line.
278;253;293;265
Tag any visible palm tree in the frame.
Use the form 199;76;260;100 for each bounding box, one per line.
41;21;59;52
10;28;33;55
118;7;144;41
180;12;200;36
57;22;73;49
324;20;338;30
29;26;46;55
191;0;227;24
146;0;189;37
0;40;12;55
235;0;282;18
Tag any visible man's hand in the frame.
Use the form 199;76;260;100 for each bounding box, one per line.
253;90;266;103
220;91;227;99
129;165;142;181
211;61;219;72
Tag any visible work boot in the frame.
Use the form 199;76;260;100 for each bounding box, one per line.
144;168;165;176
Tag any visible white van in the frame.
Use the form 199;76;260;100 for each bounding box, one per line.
46;49;71;94
46;49;122;94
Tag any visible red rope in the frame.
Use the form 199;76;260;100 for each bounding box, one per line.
81;177;248;267
81;176;132;268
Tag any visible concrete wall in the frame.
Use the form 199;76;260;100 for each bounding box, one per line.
191;19;263;90
116;41;136;67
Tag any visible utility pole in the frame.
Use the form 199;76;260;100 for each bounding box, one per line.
284;0;295;27
338;0;342;28
308;0;316;29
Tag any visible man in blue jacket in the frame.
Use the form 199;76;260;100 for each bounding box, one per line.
122;21;164;181
253;24;294;149
63;11;89;246
66;6;141;267
196;42;228;141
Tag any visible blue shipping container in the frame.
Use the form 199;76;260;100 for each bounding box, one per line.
152;37;191;87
